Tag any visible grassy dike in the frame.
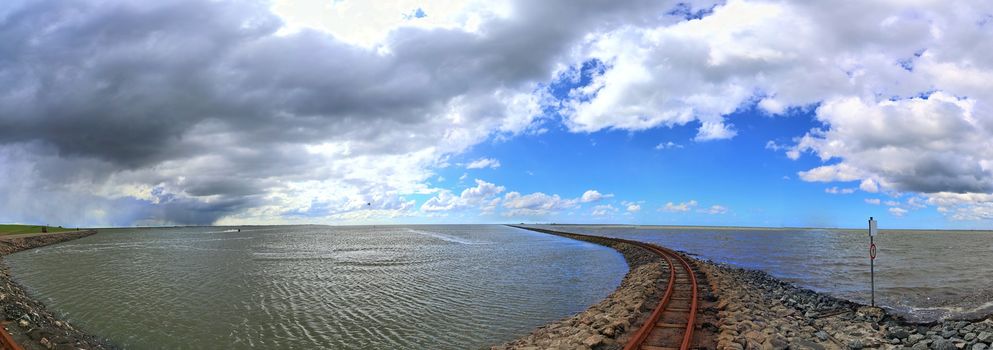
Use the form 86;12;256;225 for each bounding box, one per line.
0;230;115;349
0;225;80;236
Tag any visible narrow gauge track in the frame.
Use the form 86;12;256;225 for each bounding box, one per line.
624;241;698;350
511;226;700;350
0;327;23;350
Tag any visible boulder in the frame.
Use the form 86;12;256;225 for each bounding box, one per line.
743;330;767;344
978;331;993;343
856;307;884;322
932;339;957;350
792;339;826;350
815;331;830;342
582;334;604;347
890;328;911;340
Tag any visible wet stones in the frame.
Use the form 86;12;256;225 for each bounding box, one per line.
978;332;993;343
493;234;666;350
583;334;605;347
933;338;958;350
0;230;114;349
703;257;993;350
891;328;911;340
815;331;830;341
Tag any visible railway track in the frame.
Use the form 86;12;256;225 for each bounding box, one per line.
511;226;706;350
0;326;23;350
623;242;698;350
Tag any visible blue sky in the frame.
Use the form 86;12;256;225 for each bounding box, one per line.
2;0;992;229
426;105;945;229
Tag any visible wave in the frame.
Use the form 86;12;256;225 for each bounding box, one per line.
202;229;241;233
404;229;490;245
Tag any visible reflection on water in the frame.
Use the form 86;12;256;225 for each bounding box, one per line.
7;225;627;349
536;225;993;322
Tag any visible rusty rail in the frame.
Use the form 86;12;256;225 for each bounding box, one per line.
510;226;699;350
623;243;676;350
0;325;24;350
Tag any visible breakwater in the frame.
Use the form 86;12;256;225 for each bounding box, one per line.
0;230;113;350
707;262;993;350
494;227;668;349
504;226;993;350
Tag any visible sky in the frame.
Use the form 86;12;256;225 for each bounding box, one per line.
1;0;993;229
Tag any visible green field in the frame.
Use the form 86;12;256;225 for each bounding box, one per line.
0;224;79;236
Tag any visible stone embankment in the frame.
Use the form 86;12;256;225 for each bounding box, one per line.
497;226;993;350
703;261;993;350
0;230;115;350
494;229;667;350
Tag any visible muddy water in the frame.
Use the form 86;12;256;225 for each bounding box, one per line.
536;225;993;322
6;225;626;349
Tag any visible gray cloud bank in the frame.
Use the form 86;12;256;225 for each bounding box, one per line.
0;0;675;225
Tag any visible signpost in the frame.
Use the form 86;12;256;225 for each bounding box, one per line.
869;217;878;307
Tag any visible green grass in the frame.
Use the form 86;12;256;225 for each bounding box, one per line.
0;224;80;236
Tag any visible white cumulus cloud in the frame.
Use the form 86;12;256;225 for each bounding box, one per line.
465;158;502;169
702;205;728;215
591;204;618;217
580;190;613;203
420;179;505;212
825;187;856;195
661;200;698;212
502;191;579;217
626;203;641;213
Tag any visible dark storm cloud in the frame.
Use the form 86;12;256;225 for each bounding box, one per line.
0;0;281;167
1;0;672;162
0;0;677;225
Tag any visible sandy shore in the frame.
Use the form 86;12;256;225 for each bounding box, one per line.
0;230;115;350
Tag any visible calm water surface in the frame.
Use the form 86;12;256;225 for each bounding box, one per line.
535;225;993;322
7;225;626;349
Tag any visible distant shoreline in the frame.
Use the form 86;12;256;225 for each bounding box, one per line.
539;223;993;234
76;223;993;234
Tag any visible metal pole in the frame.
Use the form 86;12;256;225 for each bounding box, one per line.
869;217;875;307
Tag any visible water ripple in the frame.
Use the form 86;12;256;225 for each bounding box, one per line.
6;225;626;349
